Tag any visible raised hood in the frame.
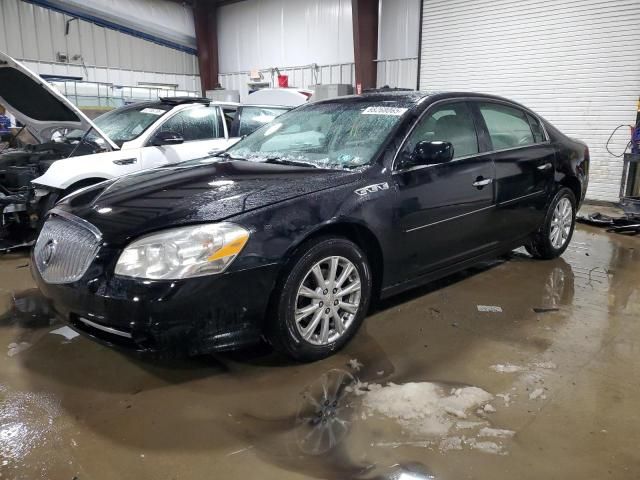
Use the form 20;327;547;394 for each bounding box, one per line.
0;51;118;149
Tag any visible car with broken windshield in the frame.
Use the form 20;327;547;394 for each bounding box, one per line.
32;90;589;361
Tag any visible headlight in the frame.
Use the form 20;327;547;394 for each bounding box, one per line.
114;223;250;280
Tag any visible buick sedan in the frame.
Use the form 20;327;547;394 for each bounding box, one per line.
32;91;589;361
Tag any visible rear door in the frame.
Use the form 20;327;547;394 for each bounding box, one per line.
390;100;497;280
139;105;229;169
472;101;555;242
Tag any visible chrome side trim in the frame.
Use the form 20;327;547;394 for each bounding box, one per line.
49;208;102;240
497;190;545;206
78;317;132;338
404;205;494;233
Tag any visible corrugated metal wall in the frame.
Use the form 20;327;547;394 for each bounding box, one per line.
419;0;640;202
0;0;200;92
376;0;420;89
217;0;355;100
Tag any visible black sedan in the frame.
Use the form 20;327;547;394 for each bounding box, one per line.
32;91;589;361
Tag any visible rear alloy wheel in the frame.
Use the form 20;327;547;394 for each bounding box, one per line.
526;187;576;259
268;237;372;362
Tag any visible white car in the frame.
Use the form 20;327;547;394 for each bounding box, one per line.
0;51;288;247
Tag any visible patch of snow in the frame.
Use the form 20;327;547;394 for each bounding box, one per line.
445;407;467;419
374;440;432;448
483;404;496;413
7;342;31;357
477;305;503;313
478;427;515;438
490;364;524;373
347;358;363;371
361;382;493;437
50;326;80;340
532;361;557;369
529;388;545;400
455;421;486;430
496;393;512;406
376;370;385;376
467;439;506;455
439;436;464;452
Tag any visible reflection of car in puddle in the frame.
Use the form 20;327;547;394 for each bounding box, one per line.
295;369;357;455
541;259;574;308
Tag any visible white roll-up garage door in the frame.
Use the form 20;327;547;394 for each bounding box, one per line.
419;0;640;202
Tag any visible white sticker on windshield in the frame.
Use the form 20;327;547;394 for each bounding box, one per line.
141;108;165;115
362;106;408;116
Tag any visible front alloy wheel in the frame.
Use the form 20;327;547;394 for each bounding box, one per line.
268;237;372;362
295;256;362;345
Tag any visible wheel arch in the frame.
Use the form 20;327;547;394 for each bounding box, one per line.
282;221;385;301
559;175;582;205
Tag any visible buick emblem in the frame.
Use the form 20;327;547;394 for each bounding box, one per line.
42;239;57;266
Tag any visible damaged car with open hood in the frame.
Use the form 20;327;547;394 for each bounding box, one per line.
0;52;281;249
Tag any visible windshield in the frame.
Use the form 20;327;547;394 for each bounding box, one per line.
226;101;409;169
66;103;172;147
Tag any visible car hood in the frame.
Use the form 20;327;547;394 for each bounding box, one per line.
59;159;363;244
0;51;118;149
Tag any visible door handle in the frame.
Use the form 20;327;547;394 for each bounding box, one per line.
472;177;493;188
112;158;137;165
537;162;553;170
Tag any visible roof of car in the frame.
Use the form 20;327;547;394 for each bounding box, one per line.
308;89;430;107
310;90;539;113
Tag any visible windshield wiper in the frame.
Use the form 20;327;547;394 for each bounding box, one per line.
263;157;319;168
216;152;246;161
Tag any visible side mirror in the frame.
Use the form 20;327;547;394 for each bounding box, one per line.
407;141;454;167
151;131;184;146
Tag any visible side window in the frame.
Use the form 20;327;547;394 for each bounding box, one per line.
478;103;535;150
157;106;220;142
402;102;479;162
526;113;546;143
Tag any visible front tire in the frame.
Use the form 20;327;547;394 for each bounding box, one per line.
267;237;372;362
526;187;576;259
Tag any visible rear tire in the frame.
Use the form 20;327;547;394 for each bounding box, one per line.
267;237;372;362
526;187;576;259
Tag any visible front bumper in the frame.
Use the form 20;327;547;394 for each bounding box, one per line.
32;258;280;356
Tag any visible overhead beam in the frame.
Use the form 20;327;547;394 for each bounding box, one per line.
193;0;220;94
351;0;378;93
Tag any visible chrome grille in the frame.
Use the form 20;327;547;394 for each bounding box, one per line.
34;211;101;284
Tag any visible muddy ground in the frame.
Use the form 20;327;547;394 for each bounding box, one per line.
0;220;638;479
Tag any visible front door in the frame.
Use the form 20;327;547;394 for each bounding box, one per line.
140;105;229;170
391;101;497;281
473;101;556;242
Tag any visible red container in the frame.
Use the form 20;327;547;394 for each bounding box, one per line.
277;75;289;88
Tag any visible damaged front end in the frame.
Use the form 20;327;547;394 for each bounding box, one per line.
0;50;117;250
